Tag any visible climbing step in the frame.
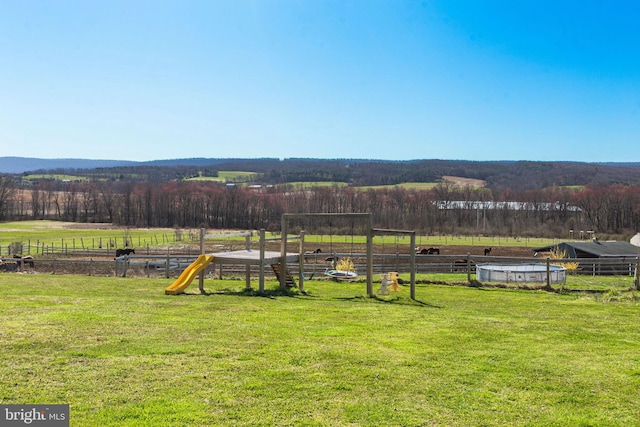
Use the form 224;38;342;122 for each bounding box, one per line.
271;264;296;287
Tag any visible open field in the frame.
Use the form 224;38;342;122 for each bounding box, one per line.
22;173;89;182
0;221;559;257
0;221;200;255
1;275;639;426
354;182;440;190
185;171;259;182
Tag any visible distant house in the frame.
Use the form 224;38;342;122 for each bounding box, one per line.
532;240;639;259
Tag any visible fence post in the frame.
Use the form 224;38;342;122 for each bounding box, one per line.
466;253;471;283
546;257;550;288
165;251;170;278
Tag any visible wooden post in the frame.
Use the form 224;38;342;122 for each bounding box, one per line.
634;256;639;290
466;253;471;283
245;232;251;290
165;251;170;278
410;232;416;300
259;229;266;292
280;216;288;291
366;223;374;297
546;257;551;288
199;228;206;293
299;230;305;293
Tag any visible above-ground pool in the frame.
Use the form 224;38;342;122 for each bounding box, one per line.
476;263;566;284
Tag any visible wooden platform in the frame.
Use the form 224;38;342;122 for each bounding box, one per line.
211;249;299;265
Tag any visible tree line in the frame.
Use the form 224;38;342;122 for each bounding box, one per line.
1;175;639;238
12;158;640;190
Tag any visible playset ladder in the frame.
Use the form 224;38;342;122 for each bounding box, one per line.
270;263;296;287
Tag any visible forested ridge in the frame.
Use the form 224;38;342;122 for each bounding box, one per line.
6;158;640;190
1;158;640;238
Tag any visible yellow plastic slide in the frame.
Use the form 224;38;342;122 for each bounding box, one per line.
165;254;215;295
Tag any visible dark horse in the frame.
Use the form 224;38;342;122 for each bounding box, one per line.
115;248;135;258
484;247;492;256
418;247;440;255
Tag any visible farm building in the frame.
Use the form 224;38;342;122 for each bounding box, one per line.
532;240;639;259
532;240;639;276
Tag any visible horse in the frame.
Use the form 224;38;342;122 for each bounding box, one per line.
417;247;440;255
13;255;34;269
484;247;492;256
115;248;135;258
304;248;322;261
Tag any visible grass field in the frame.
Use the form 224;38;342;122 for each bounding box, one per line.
2;274;640;426
1;221;559;256
185;171;259;182
22;173;89;182
355;182;440;190
0;221;197;253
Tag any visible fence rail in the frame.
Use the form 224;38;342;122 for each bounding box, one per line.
1;253;637;279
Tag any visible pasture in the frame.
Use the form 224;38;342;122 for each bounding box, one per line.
185;171;259;182
0;221;197;255
2;274;639;426
0;221;559;258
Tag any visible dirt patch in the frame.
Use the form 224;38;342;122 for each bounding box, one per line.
433;245;532;257
297;242;533;258
442;175;486;188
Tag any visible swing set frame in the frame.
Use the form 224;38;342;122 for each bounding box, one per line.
280;213;417;299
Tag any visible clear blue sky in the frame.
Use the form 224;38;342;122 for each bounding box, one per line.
1;1;639;162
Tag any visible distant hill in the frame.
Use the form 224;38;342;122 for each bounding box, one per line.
0;157;137;174
2;156;640;190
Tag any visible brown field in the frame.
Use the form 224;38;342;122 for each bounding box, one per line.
442;175;486;188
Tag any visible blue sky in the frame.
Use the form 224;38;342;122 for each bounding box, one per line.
1;1;639;162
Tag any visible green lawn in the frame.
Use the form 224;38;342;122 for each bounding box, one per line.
1;275;639;426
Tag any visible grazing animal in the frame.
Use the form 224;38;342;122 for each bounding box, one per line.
13;255;34;268
304;248;323;261
115;248;136;258
484;247;492;256
417;247;440;255
21;255;34;268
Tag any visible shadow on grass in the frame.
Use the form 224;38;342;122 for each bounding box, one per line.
175;286;442;307
176;287;309;299
336;294;443;308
